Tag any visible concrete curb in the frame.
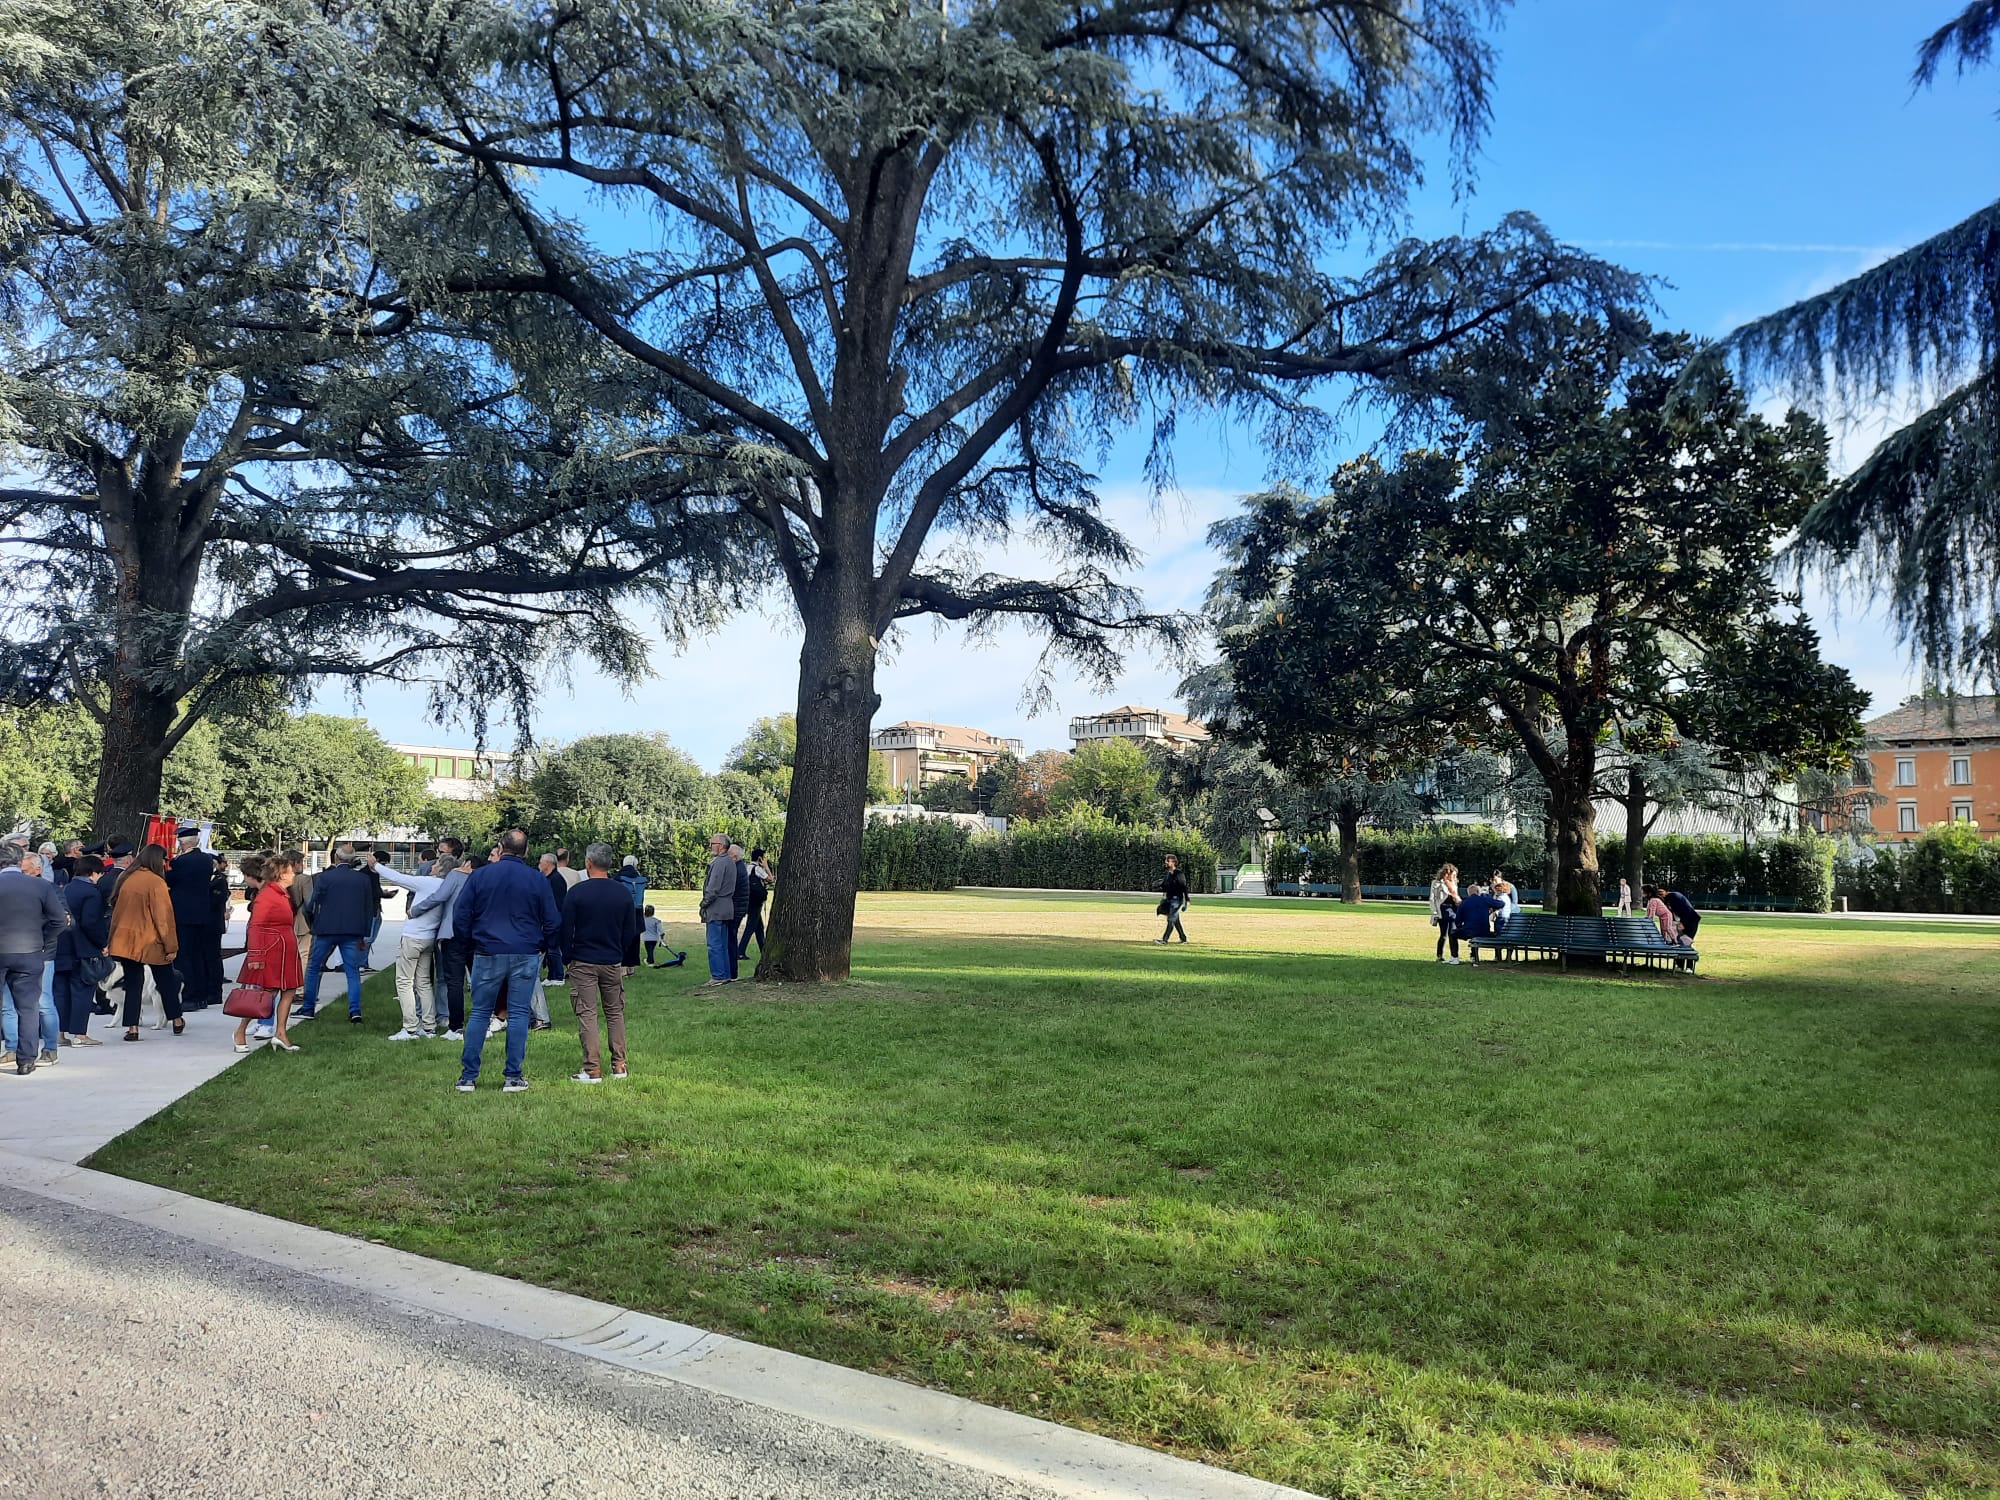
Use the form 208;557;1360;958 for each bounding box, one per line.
4;1149;1314;1500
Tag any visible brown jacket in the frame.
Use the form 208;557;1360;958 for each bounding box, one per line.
106;866;178;966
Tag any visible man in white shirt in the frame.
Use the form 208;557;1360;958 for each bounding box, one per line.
372;853;445;1040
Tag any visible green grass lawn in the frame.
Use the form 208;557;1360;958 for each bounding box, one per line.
93;892;2000;1497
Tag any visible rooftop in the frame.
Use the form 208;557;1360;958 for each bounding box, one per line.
1070;705;1210;741
1864;695;2000;742
872;720;1024;753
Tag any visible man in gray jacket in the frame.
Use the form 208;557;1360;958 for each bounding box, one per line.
699;833;737;986
0;845;70;1075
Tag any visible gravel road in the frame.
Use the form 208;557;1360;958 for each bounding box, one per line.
0;1187;1054;1500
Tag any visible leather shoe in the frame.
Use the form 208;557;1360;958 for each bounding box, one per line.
15;1060;34;1076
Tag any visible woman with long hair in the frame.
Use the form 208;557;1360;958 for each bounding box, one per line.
106;843;183;1040
234;852;302;1052
1428;864;1462;965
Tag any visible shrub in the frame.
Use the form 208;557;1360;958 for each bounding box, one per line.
964;808;1218;892
1851;823;2000;915
859;816;971;891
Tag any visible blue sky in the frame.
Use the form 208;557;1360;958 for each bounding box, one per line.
334;1;1995;769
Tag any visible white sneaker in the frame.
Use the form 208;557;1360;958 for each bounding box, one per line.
385;1028;422;1041
442;1029;464;1041
487;1017;505;1037
569;1070;602;1085
250;1022;274;1040
1444;956;1461;965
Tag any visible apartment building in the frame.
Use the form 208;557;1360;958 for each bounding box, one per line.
1859;695;2000;840
870;720;1025;793
1067;705;1210;751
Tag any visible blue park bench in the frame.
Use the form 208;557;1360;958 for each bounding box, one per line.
1468;913;1698;974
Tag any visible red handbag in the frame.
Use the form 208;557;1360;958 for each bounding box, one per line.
223;984;276;1020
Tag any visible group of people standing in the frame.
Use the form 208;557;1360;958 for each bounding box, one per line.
1425;864;1520;963
697;837;775;984
0;825;246;1073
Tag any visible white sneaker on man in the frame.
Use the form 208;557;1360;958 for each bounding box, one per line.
385;1028;423;1041
250;1021;275;1040
569;1070;602;1085
1444;956;1461;966
487;1016;505;1037
442;1029;464;1041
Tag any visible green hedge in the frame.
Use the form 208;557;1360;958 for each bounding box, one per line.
859;816;971;891
535;811;787;889
1268;827;1545;890
1265;826;1836;911
1837;824;2000;914
963;810;1217;893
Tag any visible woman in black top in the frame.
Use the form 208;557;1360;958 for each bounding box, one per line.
1155;854;1191;944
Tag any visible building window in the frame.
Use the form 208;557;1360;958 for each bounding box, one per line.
1898;802;1919;833
1894;757;1916;786
1850;798;1873;829
1953;802;1974;823
1950;756;1971;785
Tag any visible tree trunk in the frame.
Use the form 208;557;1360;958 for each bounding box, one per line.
1551;744;1603;915
1623;764;1648;891
92;677;178;843
1541;815;1559;911
1337;809;1362;903
757;574;881;982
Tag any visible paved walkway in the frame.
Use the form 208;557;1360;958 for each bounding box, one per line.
0;918;1305;1500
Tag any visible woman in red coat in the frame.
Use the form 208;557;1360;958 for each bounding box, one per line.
234;852;303;1052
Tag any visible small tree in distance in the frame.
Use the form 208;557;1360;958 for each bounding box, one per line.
1217;323;1869;914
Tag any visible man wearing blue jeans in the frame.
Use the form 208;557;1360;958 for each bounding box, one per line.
0;847;69;1075
302;844;375;1022
698;833;737;986
452;828;560;1093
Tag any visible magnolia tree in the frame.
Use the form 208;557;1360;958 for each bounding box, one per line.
363;0;1639;978
1217;324;1868;914
0;1;754;840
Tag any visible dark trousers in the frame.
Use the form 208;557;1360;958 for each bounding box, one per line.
1434;913;1460;959
118;958;183;1027
728;914;745;977
736;906;766;961
436;933;470;1031
52;967;97;1035
1;953;43;1062
544;944;565;983
175;923;217;1007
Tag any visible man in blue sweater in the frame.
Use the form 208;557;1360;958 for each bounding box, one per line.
558;843;643;1083
302;844;375;1022
452;828;560;1093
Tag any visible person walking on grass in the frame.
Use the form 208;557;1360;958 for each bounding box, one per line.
1428;863;1462;965
617;854;647;912
0;846;69;1075
107;844;185;1040
559;844;642;1083
736;847;772;967
1154;853;1191;944
699;833;736;986
302;843;372;1024
372;850;444;1040
536;852;566;1019
234;853;302;1053
1616;877;1633;918
453;829;561;1094
53;854;108;1047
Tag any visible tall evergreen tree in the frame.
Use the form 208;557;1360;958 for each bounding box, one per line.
0;0;749;840
1721;4;1999;686
365;0;1639;978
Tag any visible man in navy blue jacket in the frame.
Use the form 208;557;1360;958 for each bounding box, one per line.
165;826;218;1009
303;844;376;1022
453;828;560;1093
558;843;643;1083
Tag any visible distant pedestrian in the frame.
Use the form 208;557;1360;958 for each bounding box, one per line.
1154;853;1190;944
1662;888;1701;942
51;840;81;884
37;842;64;888
1616;878;1633;917
1642;884;1680;945
453;828;560;1092
1489;871;1517;922
559;843;642;1082
106;844;184;1040
1428;864;1461;964
535;852;566;1022
234;853;302;1053
736;847;772;965
555;848;584;892
99;839;136;910
0;847;69;1072
302;842;373;1023
699;834;736;986
727;842;750;978
52;853;109;1047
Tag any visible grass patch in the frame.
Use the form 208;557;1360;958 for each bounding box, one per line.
92;892;2000;1496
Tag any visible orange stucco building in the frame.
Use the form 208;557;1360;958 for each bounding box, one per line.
1859;695;2000;841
